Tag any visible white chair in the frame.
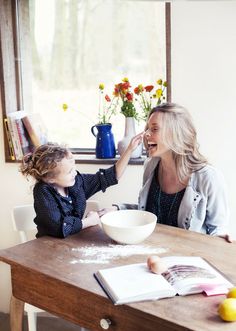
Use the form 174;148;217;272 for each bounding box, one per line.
12;204;43;331
12;201;99;331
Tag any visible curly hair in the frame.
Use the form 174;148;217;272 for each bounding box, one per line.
20;143;70;182
144;103;208;181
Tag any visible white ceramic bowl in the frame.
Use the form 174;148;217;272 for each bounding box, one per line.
100;210;157;244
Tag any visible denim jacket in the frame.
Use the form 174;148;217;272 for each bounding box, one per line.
119;157;229;236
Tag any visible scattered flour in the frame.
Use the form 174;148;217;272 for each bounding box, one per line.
70;244;167;264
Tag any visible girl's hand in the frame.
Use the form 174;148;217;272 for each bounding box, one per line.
115;132;144;180
82;211;100;229
128;132;144;152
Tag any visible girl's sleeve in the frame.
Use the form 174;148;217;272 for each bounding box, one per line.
81;165;118;199
34;185;83;238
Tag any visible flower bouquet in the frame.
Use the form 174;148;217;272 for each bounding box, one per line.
112;78;142;158
134;79;167;121
113;78;138;120
98;83;119;124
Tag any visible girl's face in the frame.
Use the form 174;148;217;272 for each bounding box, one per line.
49;152;77;189
145;112;171;158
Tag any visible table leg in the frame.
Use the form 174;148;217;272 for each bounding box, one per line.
10;295;24;331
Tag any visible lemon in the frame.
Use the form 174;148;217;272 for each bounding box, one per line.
227;287;236;299
218;298;236;321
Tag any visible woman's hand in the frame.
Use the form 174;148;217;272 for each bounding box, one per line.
98;206;118;217
218;234;233;243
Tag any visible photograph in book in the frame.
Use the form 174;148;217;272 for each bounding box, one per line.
94;256;233;305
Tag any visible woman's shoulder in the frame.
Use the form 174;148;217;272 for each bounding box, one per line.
194;164;223;178
191;164;226;188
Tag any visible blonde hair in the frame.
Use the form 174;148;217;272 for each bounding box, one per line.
20;143;69;182
145;103;208;181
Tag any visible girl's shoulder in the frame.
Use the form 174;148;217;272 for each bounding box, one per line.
33;180;56;195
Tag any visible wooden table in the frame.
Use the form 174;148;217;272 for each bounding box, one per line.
0;224;236;331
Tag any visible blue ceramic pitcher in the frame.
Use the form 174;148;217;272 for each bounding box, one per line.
91;123;116;159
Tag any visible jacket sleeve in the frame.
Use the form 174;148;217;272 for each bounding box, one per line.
115;203;138;210
204;168;230;236
34;185;83;238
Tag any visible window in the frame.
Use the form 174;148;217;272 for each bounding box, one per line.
1;0;171;160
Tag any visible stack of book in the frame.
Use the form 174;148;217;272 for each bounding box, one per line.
4;110;48;161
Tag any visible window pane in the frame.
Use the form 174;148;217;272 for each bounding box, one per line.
22;0;166;148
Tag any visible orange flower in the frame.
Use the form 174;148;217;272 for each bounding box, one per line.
105;94;111;102
145;85;154;92
134;84;144;95
122;82;130;90
126;92;133;102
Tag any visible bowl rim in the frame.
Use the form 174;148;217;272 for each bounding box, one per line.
100;210;157;228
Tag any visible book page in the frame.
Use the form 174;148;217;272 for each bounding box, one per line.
161;256;233;296
95;263;176;305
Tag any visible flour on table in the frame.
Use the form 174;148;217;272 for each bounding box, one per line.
70;244;167;264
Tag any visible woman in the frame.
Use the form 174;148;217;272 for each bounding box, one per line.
109;103;232;242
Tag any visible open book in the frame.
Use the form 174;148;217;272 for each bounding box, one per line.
94;256;233;305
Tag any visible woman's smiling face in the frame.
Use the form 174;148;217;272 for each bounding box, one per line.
145;112;170;157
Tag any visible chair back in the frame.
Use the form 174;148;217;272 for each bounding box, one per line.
12;204;36;243
12;200;99;243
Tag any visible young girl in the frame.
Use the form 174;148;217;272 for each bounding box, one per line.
20;134;142;238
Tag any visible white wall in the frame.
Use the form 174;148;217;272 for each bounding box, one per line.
171;1;236;239
1;1;236;313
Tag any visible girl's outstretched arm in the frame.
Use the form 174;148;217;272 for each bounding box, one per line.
115;132;143;180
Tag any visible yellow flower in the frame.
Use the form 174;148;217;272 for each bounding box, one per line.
99;83;105;90
62;103;68;112
163;81;167;87
157;79;163;85
122;77;129;82
156;88;163;98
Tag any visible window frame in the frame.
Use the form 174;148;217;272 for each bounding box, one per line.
0;0;171;163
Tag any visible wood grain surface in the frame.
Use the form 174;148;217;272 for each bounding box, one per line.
1;224;236;331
